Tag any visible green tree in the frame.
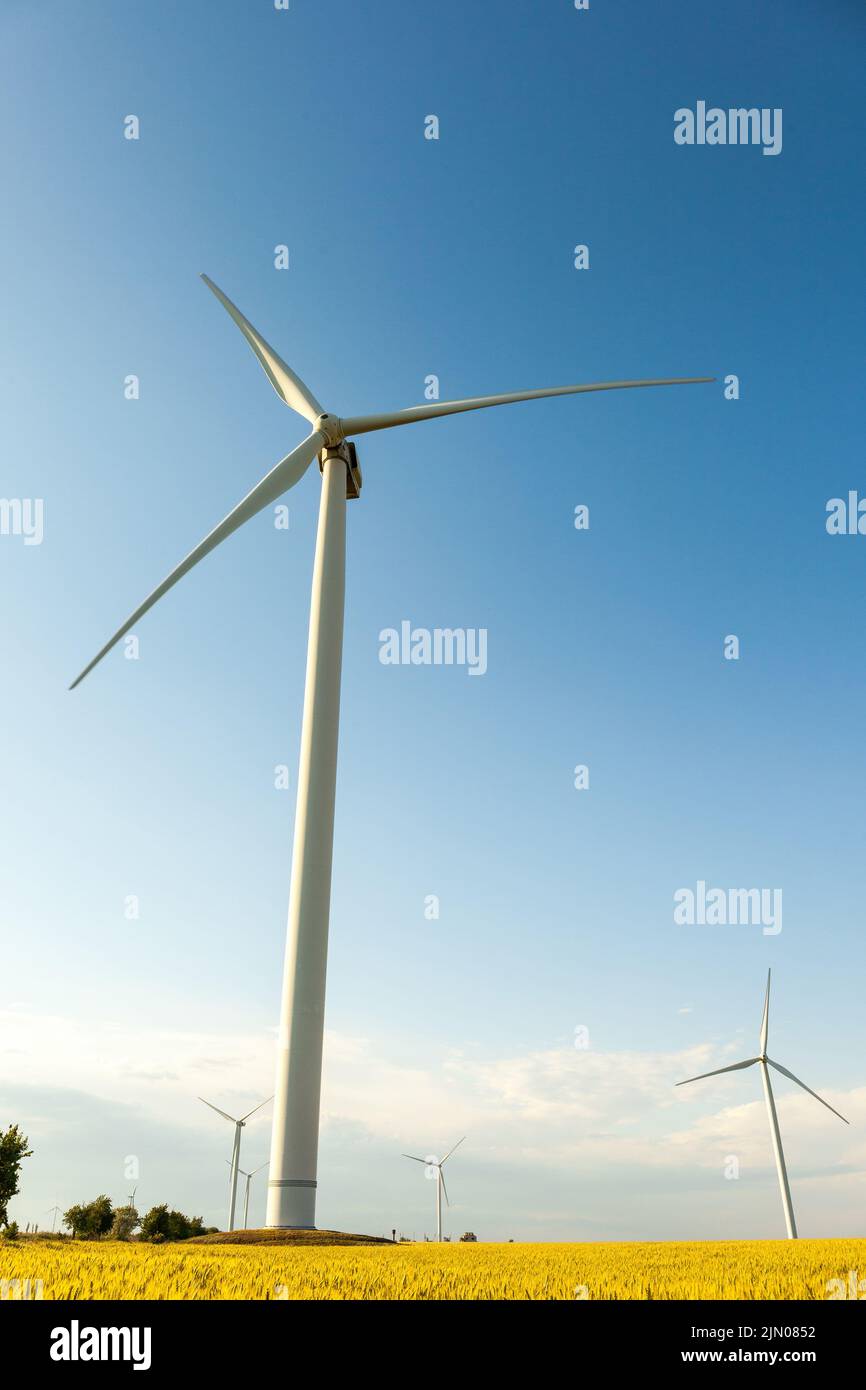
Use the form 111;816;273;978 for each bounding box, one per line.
0;1124;32;1228
110;1204;140;1240
64;1195;114;1240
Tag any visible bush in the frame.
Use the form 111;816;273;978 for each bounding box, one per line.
64;1196;114;1240
459;1231;478;1242
140;1205;208;1243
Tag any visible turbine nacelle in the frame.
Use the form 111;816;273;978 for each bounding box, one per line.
319;439;363;500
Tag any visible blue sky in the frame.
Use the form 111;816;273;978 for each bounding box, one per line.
1;0;865;1242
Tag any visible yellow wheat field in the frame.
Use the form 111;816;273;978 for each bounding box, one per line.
2;1238;866;1300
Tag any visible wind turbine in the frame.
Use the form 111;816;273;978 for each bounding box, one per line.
199;1095;272;1231
677;971;848;1239
70;272;713;1229
226;1160;268;1230
46;1205;62;1233
403;1137;465;1242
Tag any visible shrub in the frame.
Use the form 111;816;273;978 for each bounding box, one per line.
140;1205;208;1243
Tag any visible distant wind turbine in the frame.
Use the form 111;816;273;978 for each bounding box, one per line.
46;1204;62;1233
70;271;713;1229
403;1138;465;1242
226;1160;268;1230
677;971;848;1238
200;1095;272;1231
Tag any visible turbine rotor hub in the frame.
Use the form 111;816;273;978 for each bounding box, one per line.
315;413;345;447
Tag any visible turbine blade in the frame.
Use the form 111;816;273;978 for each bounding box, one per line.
439;1169;450;1207
767;1059;849;1124
401;1154;428;1164
69;432;323;689
440;1136;466;1166
199;1097;236;1124
676;1058;759;1086
760;970;771;1053
341;377;714;437
250;1162;269;1176
201;275;324;423
240;1096;274;1123
226;1161;250;1177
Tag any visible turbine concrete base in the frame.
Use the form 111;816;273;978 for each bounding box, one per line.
185;1228;395;1247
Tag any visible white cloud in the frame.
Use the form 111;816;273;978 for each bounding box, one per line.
3;1008;864;1238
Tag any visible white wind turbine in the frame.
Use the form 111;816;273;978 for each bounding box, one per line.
677;971;848;1239
199;1095;272;1231
403;1137;465;1242
225;1160;268;1230
71;273;712;1229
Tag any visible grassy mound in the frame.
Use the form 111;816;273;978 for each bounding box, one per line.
184;1228;395;1247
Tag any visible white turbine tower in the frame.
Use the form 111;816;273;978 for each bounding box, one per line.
403;1137;465;1242
71;273;712;1229
677;971;848;1239
200;1095;272;1231
225;1160;268;1230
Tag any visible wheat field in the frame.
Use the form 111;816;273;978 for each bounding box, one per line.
2;1238;865;1300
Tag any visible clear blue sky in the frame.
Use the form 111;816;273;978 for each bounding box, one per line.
2;0;864;1242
